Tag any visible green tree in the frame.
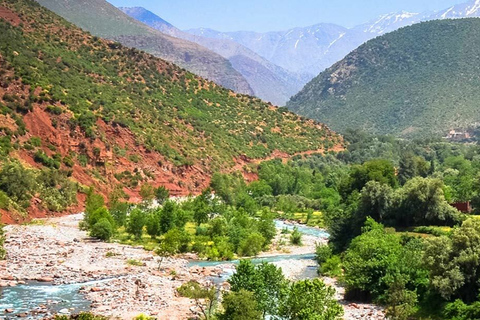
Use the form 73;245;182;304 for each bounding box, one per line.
397;177;462;227
358;181;397;222
247;180;273;198
127;208;146;239
85;207;115;230
85;189;105;215
155;186;170;205
0;226;6;260
160;201;177;233
423;218;480;302
385;277;418;320
217;290;262;320
0;162;36;204
139;183;155;203
229;260;289;318
344;159;398;195
145;211;161;238
177;281;217;319
238;232;265;256
398;152;429;185
193;189;213;225
280;279;343;320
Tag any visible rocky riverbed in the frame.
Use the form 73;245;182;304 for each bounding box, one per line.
0;214;385;319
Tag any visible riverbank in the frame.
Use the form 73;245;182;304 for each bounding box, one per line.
0;214;205;319
0;214;385;319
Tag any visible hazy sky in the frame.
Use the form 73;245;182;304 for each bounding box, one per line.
107;0;468;32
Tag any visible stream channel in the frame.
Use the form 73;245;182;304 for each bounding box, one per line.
0;220;329;318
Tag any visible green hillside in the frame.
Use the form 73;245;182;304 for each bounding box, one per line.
287;18;480;137
35;0;254;95
0;0;340;169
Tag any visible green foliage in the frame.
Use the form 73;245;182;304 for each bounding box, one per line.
290;227;303;246
342;159;398;195
145;212;161;239
279;279;344;320
423;218;480;302
443;300;480;320
177;281;217;320
90;218;114;241
238;232;265;257
0;226;6;260
126;208;146;239
139;183;155;202
54;313;107;320
0;1;339;172
229;260;289;318
288;19;480;137
343;219;428;303
320;255;342;278
154;186;170;205
34;150;60;169
217;290;263;320
85;207;115;231
0;162;36;204
85;190;105;215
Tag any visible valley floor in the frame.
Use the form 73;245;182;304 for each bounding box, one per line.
0;214;385;319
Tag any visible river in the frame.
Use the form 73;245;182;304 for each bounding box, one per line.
0;220;328;318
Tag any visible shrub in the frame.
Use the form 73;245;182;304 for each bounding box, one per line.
238;232;265;257
320;255;342;277
90;218;114;241
290;227;302;246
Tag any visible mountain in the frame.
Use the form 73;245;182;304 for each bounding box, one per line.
287;18;480;137
433;0;480;19
119;7;306;105
34;0;254;95
186;0;480;86
0;0;342;220
188;24;349;78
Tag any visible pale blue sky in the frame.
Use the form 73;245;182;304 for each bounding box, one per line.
107;0;467;32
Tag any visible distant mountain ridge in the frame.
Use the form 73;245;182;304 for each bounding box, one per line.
119;6;306;105
187;0;480;81
35;0;254;95
286;18;480;137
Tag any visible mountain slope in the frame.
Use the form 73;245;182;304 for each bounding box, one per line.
287;19;480;137
0;0;341;219
34;0;253;95
120;7;305;105
188;24;348;78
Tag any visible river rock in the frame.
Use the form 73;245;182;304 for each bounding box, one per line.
37;277;54;282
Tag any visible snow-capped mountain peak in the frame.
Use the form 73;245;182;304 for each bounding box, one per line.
434;0;480;19
361;11;420;34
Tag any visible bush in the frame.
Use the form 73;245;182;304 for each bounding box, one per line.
90;218;114;240
320;255;342;277
290;227;302;246
238;232;265;257
315;245;332;264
